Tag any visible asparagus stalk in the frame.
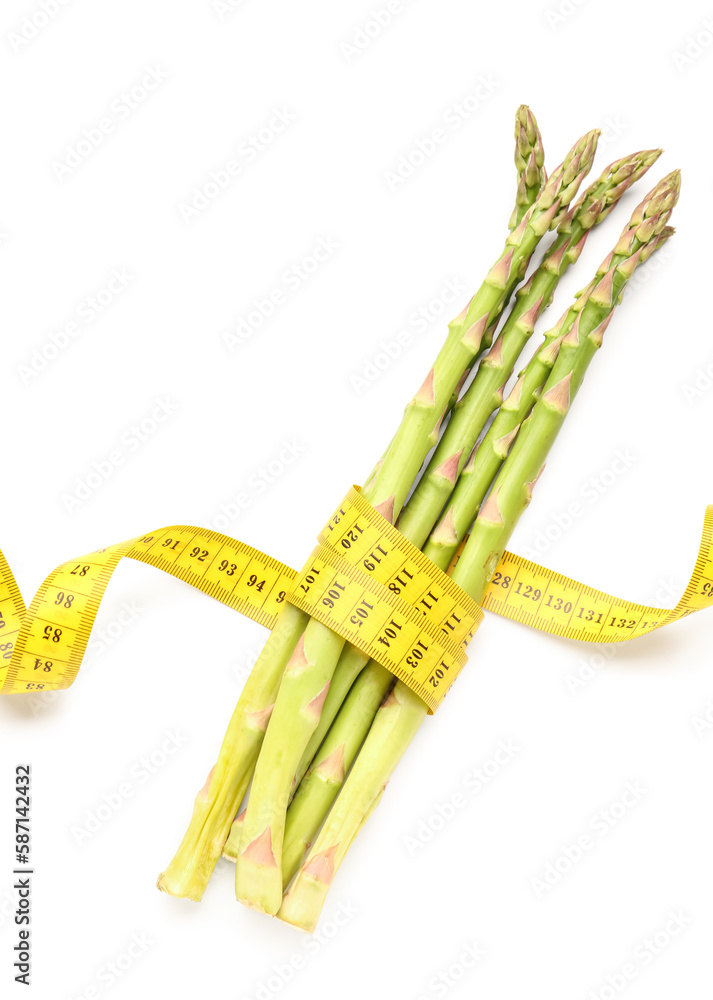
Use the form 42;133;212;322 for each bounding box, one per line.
358;103;543;490
157;603;308;899
424;331;564;570
234;130;600;915
510;105;546;230
280;664;394;884
278;172;680;931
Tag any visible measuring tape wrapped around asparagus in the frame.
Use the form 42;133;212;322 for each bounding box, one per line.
277;172;680;931
157;112;605;903
159;113;672;912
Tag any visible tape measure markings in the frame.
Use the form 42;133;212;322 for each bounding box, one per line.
479;522;713;642
132;529;296;627
292;543;473;669
1;498;713;706
299;551;467;661
318;490;479;652
321;489;481;621
286;534;482;711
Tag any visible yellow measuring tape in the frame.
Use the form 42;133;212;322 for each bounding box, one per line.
1;488;712;711
287;489;483;711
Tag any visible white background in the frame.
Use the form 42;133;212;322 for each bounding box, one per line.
1;0;713;997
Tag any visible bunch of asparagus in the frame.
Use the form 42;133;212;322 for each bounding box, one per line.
157;107;678;931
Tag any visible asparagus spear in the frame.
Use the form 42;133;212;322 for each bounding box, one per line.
278;173;680;931
282;147;661;821
282;664;394;883
234;130;600;916
510;105;546;230
359;104;544;486
157;603;308;899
